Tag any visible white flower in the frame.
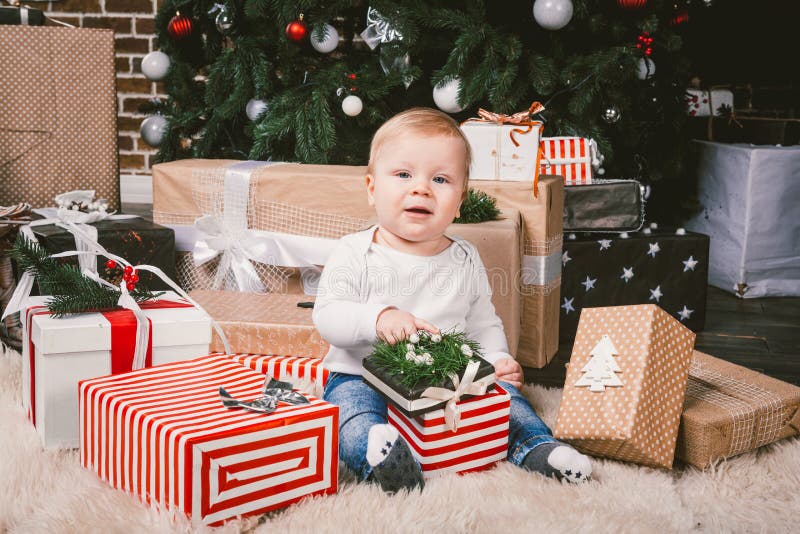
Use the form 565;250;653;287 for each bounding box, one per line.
409;333;420;344
431;334;442;343
460;344;473;357
405;352;417;362
420;353;434;365
71;205;79;211
406;343;414;352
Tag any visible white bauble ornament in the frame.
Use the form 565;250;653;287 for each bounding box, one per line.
432;78;465;113
141;51;170;81
341;95;363;117
246;99;268;121
140;115;167;147
310;23;339;53
636;57;656;80
533;0;574;31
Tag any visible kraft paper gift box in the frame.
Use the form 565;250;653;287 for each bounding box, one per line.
79;354;338;526
0;26;118;209
676;351;800;469
554;304;696;469
151;159;523;356
191;290;329;358
387;385;510;478
684;140;800;298
539;137;597;186
21;291;211;449
559;228;709;341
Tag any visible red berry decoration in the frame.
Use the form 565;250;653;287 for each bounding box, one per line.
168;11;193;40
636;32;654;57
123;272;131;282
105;259;117;270
346;73;357;80
670;10;689;26
131;272;140;283
616;0;648;8
126;282;136;291
285;14;307;42
123;265;134;276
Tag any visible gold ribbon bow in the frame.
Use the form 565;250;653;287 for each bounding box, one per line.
420;360;491;432
464;102;546;197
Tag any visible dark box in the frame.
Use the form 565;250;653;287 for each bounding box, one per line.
31;217;176;291
362;356;495;418
559;228;709;341
0;6;44;26
563;179;644;233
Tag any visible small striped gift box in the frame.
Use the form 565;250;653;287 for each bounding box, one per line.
225;353;329;392
79;354;338;526
539;137;595;185
387;385;511;478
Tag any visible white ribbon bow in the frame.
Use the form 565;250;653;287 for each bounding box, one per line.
420;360;492;432
193;214;267;293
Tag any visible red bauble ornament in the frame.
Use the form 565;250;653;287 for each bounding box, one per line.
168;12;193;40
105;259;117;270
670;10;689;26
346;73;357;80
126;282;136;291
616;0;648;8
285;14;307;42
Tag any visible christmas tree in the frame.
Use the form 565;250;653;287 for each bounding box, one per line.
574;334;623;392
149;0;703;217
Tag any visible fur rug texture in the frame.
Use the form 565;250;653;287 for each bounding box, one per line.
1;346;798;533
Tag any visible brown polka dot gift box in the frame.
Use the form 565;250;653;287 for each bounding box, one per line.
676;351;800;469
0;27;118;210
554;304;696;469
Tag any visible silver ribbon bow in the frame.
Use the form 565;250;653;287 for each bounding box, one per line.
219;377;310;414
360;7;403;50
420;360;491;432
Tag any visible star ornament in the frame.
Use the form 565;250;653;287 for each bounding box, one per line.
620;267;634;283
562;251;572;266
649;285;663;302
598;239;612;251
582;275;597;292
647;242;661;258
677;305;694;321
561;297;575;314
683;255;699;272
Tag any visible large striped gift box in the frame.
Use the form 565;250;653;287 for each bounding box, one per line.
387;385;511;478
539;137;595;185
226;353;329;393
79;354;338;526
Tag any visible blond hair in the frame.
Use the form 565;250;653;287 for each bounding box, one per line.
368;107;472;195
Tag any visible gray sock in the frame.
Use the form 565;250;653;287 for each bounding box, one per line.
366;424;425;494
522;442;592;483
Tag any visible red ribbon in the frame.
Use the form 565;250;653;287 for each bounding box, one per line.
25;299;193;425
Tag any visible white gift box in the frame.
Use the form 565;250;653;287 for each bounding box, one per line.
461;121;543;181
686;88;734;117
22;291;211;449
685;141;800;298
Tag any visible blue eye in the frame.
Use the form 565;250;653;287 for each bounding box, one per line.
397;171;411;179
433;176;448;184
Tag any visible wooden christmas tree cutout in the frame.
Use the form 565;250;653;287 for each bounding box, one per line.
575;334;624;392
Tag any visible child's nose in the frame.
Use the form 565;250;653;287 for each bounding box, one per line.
410;178;432;195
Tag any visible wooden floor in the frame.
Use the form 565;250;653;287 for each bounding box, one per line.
524;286;800;388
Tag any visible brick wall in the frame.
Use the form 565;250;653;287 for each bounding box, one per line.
27;0;161;182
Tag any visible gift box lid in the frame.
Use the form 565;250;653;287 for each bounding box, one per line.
362;355;496;418
29;291;211;355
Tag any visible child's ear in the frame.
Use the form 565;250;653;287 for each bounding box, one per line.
366;174;376;207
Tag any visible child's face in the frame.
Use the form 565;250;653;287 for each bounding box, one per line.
366;133;466;249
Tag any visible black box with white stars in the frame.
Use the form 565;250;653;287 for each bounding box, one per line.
559;227;709;341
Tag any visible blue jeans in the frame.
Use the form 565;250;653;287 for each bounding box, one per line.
323;372;556;480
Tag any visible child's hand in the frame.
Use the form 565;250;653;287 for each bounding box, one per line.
494;357;523;389
376;308;439;345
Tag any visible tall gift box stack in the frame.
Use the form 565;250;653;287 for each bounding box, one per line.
554;304;696;468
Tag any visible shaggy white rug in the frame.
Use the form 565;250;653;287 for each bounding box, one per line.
1;346;798;533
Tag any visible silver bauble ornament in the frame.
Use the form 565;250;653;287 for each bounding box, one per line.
246;99;268;121
310;23;339;53
432;78;465;113
141;51;170;81
140;115;168;147
533;0;574;30
636;57;656;80
602;105;622;124
215;6;234;34
342;95;363;117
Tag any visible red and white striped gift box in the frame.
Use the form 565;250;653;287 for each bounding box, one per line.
225;353;329;390
539;137;594;185
387;385;511;478
79;354;338;526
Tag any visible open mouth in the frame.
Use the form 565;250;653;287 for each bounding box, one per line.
405;207;432;215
